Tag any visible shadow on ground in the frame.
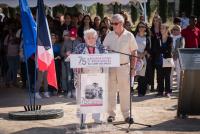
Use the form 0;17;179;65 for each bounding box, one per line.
132;90;179;102
10;117;200;134
0;87;76;108
121;117;200;132
11;123;112;134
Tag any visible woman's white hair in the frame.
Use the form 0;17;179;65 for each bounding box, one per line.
84;28;98;40
112;14;124;24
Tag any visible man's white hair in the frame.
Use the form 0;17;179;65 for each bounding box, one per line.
84;28;98;40
112;14;124;24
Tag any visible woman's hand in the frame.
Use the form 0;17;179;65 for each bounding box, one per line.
66;51;71;56
55;56;61;60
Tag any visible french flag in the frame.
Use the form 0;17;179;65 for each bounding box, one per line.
36;0;57;89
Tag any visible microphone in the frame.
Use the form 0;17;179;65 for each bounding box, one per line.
86;44;144;71
87;45;140;59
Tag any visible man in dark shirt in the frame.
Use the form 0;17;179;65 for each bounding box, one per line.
181;16;200;48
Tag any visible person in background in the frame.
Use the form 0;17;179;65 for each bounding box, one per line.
62;13;72;32
150;15;162;92
74;28;105;127
61;28;80;98
99;26;110;44
103;14;138;123
0;8;5;22
78;15;93;41
61;30;70;96
171;25;185;90
120;11;128;23
181;16;200;48
59;14;65;27
93;16;101;32
124;20;134;34
4;26;20;88
180;12;189;29
173;17;181;26
35;33;62;99
17;28;27;89
103;16;112;30
35;71;49;99
196;16;200;29
139;15;145;22
77;12;84;26
99;20;107;28
71;14;79;29
158;23;173;97
134;21;151;97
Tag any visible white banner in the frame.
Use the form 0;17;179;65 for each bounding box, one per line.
80;73;108;114
70;54;120;68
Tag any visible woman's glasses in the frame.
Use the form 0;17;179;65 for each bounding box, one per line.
173;28;180;31
138;25;146;28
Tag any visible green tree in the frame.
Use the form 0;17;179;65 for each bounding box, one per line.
147;0;151;22
179;0;192;17
113;2;121;14
131;5;138;24
96;3;104;19
194;0;200;17
159;0;168;23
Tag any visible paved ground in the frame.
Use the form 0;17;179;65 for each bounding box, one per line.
0;85;200;134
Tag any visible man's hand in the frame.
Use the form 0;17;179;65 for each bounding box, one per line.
131;69;136;77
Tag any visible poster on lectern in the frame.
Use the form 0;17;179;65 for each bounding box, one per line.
80;73;108;114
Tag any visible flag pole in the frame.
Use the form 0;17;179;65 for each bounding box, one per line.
34;4;39;107
33;51;37;107
24;50;32;106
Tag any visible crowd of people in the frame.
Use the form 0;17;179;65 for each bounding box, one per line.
1;6;200;127
0;9;200;99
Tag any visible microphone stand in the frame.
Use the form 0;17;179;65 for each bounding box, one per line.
79;46;151;132
103;47;151;133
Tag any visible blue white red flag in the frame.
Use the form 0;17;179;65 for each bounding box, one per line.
36;0;57;89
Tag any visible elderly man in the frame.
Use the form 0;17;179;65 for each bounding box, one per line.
103;14;138;123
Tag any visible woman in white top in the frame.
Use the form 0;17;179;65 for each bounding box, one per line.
134;21;151;97
171;25;185;90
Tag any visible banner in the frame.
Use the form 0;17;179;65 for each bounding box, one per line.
80;73;108;114
70;54;120;68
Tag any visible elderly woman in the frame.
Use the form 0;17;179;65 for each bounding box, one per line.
74;28;105;127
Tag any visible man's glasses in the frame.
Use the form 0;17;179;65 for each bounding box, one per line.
111;22;120;26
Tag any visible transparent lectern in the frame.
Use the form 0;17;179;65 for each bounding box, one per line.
70;53;120;128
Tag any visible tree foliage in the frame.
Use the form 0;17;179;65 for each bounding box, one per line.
194;0;200;17
113;2;121;14
96;3;104;19
179;0;192;17
131;5;138;24
159;0;168;23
